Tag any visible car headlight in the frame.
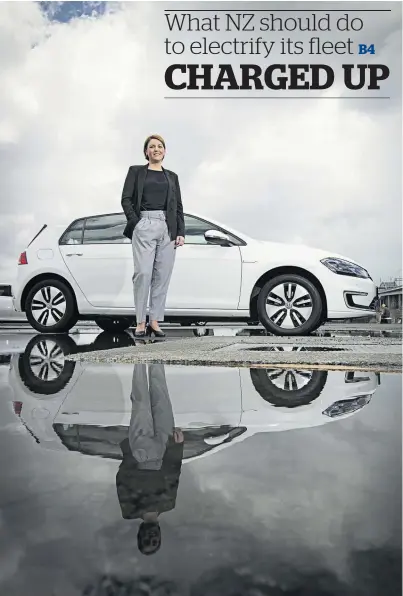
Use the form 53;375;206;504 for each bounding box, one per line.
320;258;371;279
323;395;372;418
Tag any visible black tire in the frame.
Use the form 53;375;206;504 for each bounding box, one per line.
18;334;77;396
250;367;328;408
25;279;78;333
92;331;135;350
257;274;323;336
95;317;134;333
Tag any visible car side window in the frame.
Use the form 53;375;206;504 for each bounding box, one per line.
60;220;84;245
184;215;240;245
83;214;130;244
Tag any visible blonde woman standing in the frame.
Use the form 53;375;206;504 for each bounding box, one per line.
121;135;185;338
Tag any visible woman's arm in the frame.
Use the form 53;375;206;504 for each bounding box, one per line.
121;166;138;222
175;174;185;238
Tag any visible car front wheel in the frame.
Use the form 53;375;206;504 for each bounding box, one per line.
26;279;78;333
250;366;328;407
257;274;323;336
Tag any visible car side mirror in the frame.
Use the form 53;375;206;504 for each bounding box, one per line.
204;230;233;246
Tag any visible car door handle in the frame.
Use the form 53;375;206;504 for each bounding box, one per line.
66;252;83;257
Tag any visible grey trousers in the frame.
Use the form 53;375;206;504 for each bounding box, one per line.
129;363;174;470
131;211;175;323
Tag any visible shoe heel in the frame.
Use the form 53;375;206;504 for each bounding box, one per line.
146;325;166;339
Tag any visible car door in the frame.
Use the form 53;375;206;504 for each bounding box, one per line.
55;364;242;429
59;213;133;308
166;214;242;310
55;362;132;427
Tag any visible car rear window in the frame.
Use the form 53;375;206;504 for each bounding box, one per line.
83;213;129;244
60;220;84;245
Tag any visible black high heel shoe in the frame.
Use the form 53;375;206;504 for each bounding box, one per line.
146;324;166;338
134;328;146;338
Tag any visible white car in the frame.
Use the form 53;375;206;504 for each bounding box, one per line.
8;333;379;462
12;212;377;335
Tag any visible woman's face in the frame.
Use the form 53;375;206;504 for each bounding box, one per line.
146;138;165;162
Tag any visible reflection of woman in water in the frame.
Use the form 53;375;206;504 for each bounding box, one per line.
116;364;183;555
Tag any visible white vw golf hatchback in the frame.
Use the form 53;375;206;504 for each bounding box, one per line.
12;212;377;335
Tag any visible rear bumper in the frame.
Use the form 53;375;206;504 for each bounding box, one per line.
11;292;21;312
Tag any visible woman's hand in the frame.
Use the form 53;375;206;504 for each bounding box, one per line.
175;236;185;247
174;428;184;444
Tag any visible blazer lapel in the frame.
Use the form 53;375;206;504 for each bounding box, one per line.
136;165;148;210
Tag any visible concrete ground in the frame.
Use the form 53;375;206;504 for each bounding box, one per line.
67;323;402;372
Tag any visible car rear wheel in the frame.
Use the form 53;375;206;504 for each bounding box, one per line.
18;334;77;395
95;316;134;333
257;274;323;336
25;279;78;333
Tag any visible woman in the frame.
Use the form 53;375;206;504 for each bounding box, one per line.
116;363;184;556
121;134;185;338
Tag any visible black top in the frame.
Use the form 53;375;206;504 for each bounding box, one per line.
116;437;183;520
140;169;168;211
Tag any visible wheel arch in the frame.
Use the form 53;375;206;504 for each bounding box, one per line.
21;274;78;313
249;266;328;322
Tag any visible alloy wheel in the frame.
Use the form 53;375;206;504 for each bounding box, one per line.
31;286;67;327
265;368;313;391
264;347;313;391
28;338;66;381
265;282;313;330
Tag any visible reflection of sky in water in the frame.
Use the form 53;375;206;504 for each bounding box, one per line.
39;1;107;23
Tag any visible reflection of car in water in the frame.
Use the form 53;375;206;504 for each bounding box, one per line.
8;333;379;462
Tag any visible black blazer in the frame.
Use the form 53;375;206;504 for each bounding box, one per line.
121;164;185;241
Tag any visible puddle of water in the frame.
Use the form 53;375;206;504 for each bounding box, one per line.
246;346;347;352
0;331;401;595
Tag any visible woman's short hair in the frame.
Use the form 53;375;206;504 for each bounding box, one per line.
143;134;166;160
137;521;161;555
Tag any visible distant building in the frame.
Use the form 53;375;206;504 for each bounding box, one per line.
378;278;402;321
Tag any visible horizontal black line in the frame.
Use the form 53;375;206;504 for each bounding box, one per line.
164;9;391;12
164;96;391;99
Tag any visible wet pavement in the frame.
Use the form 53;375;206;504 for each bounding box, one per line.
0;328;401;595
64;328;402;373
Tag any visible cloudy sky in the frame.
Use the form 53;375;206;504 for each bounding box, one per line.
0;1;401;285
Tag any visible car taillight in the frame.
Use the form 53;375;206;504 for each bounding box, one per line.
18;251;27;265
13;401;23;416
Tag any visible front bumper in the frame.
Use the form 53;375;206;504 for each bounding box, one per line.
344;290;377;311
325;275;377;319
